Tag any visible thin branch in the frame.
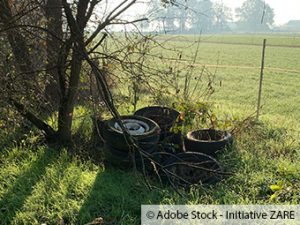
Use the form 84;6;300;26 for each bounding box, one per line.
88;32;108;54
109;18;148;25
84;0;102;26
61;0;79;36
85;0;137;45
76;0;90;31
9;98;56;138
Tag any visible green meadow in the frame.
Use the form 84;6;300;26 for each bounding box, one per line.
152;34;300;131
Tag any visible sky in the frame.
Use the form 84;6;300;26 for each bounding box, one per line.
219;0;300;25
128;0;300;26
110;0;300;30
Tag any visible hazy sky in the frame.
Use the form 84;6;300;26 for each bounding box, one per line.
124;0;300;26
220;0;300;25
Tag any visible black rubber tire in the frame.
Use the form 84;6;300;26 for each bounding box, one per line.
102;115;161;152
104;144;155;170
184;129;233;157
162;152;223;186
134;106;181;143
134;106;180;130
91;116;105;144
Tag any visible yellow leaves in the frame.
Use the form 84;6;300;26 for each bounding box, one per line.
270;184;282;192
107;63;113;70
223;120;233;130
179;113;185;121
269;181;284;202
269;193;279;202
103;63;114;71
210;113;217;122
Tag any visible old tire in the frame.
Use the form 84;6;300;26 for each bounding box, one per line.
162;152;223;186
134;106;181;143
184;129;233;157
102;115;161;152
104;144;156;170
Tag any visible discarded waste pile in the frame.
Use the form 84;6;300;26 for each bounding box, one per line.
94;106;233;187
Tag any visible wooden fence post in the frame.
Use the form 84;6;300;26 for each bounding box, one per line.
256;39;267;120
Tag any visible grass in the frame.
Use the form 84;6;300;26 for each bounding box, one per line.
146;34;300;131
157;34;300;47
0;121;299;224
1;34;300;224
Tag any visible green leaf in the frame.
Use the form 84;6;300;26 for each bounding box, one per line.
270;184;282;192
269;193;278;201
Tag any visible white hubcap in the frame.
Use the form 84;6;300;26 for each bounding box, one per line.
114;119;150;135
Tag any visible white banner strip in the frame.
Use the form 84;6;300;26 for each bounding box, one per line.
141;205;300;225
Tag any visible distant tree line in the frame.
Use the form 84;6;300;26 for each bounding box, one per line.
146;0;274;33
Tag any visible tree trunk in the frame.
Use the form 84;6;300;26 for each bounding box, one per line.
44;0;63;109
57;47;83;142
56;0;89;143
57;97;73;142
0;0;35;76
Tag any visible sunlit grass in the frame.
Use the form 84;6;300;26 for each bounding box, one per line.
0;121;299;224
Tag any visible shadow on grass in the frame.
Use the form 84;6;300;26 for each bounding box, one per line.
0;148;58;224
77;169;162;225
0;128;24;150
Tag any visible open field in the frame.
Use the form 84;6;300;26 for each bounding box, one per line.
152;34;300;132
1;34;300;224
157;34;300;47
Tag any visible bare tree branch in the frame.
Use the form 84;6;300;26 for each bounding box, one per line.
9;98;56;139
85;0;137;45
84;0;101;26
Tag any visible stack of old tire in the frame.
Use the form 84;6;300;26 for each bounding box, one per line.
98;105;233;185
181;128;233;185
101;115;161;169
133;106;233;185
